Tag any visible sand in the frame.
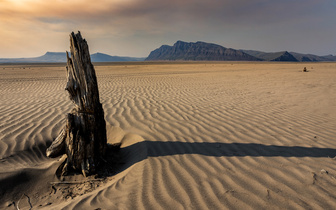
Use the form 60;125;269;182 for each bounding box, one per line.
1;62;336;209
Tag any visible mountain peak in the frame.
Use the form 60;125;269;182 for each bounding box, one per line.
92;52;108;56
270;51;298;62
44;51;65;55
146;41;260;61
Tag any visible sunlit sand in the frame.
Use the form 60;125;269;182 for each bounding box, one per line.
1;62;336;209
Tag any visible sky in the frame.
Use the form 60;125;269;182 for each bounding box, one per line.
1;0;335;58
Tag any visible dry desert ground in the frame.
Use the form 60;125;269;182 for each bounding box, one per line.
1;62;336;209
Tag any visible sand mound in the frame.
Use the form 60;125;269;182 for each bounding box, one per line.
1;62;336;209
0;122;146;209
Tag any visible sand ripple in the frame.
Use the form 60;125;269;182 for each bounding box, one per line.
1;63;336;209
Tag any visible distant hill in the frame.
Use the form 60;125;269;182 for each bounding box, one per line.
241;50;298;62
90;52;145;62
322;54;336;61
0;52;145;63
241;50;336;62
145;41;261;61
0;52;66;63
35;52;66;62
289;52;336;62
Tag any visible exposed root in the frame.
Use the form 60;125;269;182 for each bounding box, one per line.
16;194;32;210
46;128;66;157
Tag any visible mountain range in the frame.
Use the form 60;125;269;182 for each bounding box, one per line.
145;41;261;61
1;41;335;63
240;50;336;62
0;52;145;63
146;41;336;62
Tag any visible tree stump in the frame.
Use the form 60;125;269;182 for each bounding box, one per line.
46;31;107;177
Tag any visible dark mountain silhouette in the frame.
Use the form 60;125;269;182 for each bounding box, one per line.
271;51;298;61
146;41;335;62
1;44;334;63
241;50;336;62
290;52;336;62
145;41;262;61
0;52;145;63
240;50;298;61
322;54;336;61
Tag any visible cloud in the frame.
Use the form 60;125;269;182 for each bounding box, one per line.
0;0;335;57
3;0;319;31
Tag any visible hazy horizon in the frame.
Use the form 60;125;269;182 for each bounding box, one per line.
1;0;335;58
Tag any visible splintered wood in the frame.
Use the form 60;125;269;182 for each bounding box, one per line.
46;31;107;177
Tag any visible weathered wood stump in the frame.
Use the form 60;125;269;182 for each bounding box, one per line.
46;31;107;177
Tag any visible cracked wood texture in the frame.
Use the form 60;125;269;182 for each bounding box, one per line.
46;31;107;177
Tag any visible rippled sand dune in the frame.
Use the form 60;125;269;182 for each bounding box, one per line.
1;62;336;209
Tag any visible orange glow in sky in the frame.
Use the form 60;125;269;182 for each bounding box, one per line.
1;0;335;58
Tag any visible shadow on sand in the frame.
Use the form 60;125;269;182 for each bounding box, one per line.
2;140;334;204
124;141;336;159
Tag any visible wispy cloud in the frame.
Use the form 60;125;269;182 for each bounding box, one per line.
1;0;335;57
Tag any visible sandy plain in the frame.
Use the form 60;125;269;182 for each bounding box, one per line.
0;62;336;209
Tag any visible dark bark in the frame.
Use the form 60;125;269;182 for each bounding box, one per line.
46;31;107;177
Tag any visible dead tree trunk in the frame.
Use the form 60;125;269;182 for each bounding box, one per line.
46;31;107;177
